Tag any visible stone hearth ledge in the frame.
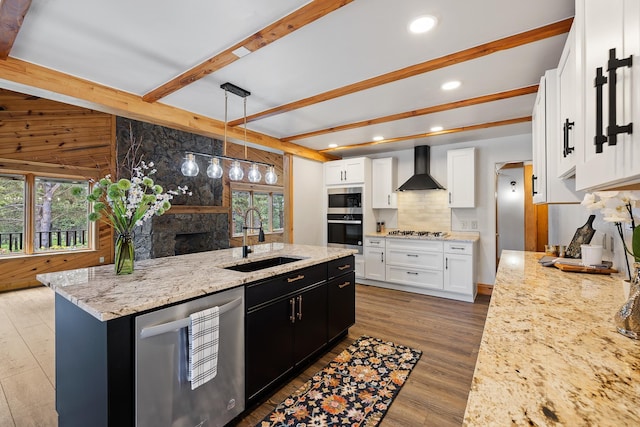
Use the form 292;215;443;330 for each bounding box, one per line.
37;243;356;322
463;250;640;426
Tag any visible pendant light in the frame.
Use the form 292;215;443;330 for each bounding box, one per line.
247;163;262;183
181;153;199;177
206;157;223;179
265;166;278;185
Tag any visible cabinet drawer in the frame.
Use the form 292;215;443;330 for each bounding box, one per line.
385;266;443;290
328;273;356;340
246;263;326;310
386;238;443;252
386;249;442;270
364;237;385;248
444;242;473;255
327;256;355;280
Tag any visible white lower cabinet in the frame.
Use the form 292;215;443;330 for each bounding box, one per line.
364;237;385;281
443;242;476;298
355;255;365;279
360;236;477;302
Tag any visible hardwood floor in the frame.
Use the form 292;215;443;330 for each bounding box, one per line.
0;284;490;427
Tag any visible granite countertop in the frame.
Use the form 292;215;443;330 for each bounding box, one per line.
365;231;480;242
463;250;640;426
36;243;356;322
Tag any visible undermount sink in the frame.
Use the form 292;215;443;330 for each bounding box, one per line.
223;256;301;272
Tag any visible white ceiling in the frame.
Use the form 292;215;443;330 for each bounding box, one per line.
5;0;575;157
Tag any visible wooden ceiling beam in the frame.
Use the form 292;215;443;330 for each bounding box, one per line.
142;0;353;103
319;116;532;152
282;85;538;142
0;0;32;60
0;56;337;162
230;18;572;127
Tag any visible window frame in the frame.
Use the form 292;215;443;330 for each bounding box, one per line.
0;158;99;257
230;183;284;238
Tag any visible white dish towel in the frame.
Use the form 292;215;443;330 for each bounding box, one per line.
188;306;219;390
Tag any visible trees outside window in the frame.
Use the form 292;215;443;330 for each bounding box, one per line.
231;186;284;236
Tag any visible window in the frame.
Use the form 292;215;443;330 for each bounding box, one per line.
231;185;284;236
0;173;90;256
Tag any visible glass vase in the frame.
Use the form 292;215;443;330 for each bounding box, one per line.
614;262;640;339
115;232;135;275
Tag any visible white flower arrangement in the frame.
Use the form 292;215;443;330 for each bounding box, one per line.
83;161;191;234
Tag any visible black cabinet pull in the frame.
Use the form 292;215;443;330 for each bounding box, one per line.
594;66;607;153
289;298;296;323
563;118;575;157
380;252;384;263
297;295;303;320
446;257;448;269
407;271;419;275
531;175;538;196
607;48;633;146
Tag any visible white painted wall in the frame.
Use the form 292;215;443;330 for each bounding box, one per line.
292;156;324;245
366;133;533;286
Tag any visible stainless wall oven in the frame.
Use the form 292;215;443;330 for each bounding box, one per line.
327;187;363;254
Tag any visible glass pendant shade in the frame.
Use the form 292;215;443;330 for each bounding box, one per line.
265;166;278;185
228;160;244;181
181;153;199;177
206;158;223;179
248;164;262;183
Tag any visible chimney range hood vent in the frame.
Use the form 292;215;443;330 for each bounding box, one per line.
397;145;445;191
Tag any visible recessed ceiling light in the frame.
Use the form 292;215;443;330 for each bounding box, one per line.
441;80;461;91
232;46;251;58
430;126;444;132
328;143;338;148
408;15;438;34
373;136;384;141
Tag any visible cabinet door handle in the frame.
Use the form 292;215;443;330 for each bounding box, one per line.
339;281;351;289
388;195;390;205
594;66;608;153
407;254;419;257
449;192;452;204
450;246;465;250
289;298;296;323
287;274;305;283
606;48;633;146
297;295;303;320
562;118;575;157
380;252;384;263
344;170;347;181
340;170;344;181
531;175;537;196
446;257;448;269
407;271;419;275
338;264;351;271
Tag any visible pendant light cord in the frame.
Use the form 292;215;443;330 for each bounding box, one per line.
223;89;228;157
243;97;248;160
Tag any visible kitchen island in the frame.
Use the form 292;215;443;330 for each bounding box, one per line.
463;250;640;426
37;243;357;427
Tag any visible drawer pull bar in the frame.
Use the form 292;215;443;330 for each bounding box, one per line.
290;298;296;323
338;281;351;289
287;274;305;283
407;271;419;275
297;295;303;320
450;246;465;250
407;254;419;257
338;264;351;271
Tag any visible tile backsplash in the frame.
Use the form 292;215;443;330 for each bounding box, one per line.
397;190;451;231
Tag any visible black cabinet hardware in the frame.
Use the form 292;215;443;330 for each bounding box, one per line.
607;48;633;146
594;67;607;153
563;118;575;157
532;175;538;196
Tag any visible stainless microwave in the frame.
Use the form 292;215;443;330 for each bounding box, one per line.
327;187;362;214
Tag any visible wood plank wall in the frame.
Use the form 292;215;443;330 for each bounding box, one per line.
0;88;115;292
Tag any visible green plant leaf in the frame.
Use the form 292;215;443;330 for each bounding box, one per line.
633;226;640;262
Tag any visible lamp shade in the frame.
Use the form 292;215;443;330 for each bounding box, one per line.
207;158;223;179
248;164;262;183
229;160;244;181
181;153;199;177
265;166;278;185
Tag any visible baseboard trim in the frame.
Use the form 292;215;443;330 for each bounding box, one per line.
477;283;493;296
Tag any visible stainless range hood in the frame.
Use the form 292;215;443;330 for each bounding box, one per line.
397;145;445;191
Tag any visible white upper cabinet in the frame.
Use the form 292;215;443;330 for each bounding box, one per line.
575;0;640;190
372;157;397;209
531;70;583;204
557;24;579;178
324;157;367;185
447;147;476;208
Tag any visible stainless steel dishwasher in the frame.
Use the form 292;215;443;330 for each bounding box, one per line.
134;286;244;427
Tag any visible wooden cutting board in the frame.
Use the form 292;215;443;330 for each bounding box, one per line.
553;262;617;274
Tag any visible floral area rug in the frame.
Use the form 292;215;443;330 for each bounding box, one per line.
256;336;422;427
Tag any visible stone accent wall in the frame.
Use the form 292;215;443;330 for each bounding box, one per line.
116;118;229;260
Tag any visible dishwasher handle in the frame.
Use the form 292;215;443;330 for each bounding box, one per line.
140;297;242;339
